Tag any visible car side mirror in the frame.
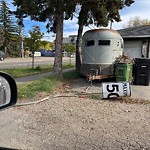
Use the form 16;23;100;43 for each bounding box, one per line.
0;72;17;110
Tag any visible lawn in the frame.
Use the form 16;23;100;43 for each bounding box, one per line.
0;63;79;100
0;64;74;78
18;70;80;100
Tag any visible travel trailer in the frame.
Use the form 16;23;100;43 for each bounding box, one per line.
80;29;124;80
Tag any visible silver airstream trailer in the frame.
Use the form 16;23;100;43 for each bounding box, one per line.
80;29;123;80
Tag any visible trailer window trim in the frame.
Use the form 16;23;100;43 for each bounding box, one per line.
98;40;110;46
85;40;95;46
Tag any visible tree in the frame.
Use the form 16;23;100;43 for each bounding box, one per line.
0;0;19;56
28;26;43;68
39;40;54;50
13;0;77;78
75;0;135;72
13;0;134;76
124;16;150;28
64;43;76;65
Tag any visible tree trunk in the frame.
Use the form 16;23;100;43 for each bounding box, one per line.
69;56;71;65
53;13;63;78
32;52;34;68
76;4;86;73
76;23;83;73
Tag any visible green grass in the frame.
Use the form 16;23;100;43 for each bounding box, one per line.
18;76;58;99
18;69;79;100
2;64;76;100
89;94;101;100
0;64;74;78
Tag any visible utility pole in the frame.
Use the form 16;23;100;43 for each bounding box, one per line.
20;26;24;58
18;18;24;58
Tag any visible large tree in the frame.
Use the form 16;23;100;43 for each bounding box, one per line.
75;0;135;72
124;16;150;28
13;0;134;77
13;0;77;78
0;0;19;56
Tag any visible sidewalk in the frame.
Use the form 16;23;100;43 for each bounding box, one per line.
69;78;150;101
131;85;150;100
15;72;51;84
15;68;74;84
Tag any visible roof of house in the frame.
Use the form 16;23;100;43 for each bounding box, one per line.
117;25;150;38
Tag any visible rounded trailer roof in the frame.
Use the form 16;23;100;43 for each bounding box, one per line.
83;29;122;39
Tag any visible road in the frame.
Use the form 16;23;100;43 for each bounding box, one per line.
0;57;74;69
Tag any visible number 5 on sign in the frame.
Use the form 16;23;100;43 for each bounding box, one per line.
102;82;131;99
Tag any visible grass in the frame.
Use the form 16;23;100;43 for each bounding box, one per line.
18;76;58;99
0;64;74;78
18;69;79;100
0;63;76;100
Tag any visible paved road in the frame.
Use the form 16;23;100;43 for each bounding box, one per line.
0;57;75;69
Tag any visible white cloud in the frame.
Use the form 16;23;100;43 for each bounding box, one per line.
109;1;150;30
64;18;78;33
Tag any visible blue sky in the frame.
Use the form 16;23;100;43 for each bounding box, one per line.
7;0;150;42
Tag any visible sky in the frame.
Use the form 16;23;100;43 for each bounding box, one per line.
7;0;150;42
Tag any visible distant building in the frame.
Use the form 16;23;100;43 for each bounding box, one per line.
63;35;77;45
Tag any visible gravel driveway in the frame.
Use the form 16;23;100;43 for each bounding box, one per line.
0;79;149;150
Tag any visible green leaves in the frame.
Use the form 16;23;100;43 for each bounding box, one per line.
64;43;76;55
0;0;19;56
78;0;135;27
28;26;43;52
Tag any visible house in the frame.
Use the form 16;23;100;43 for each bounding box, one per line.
118;25;150;59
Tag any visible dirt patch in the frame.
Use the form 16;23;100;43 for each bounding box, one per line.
0;78;150;149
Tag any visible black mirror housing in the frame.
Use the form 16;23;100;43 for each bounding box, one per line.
0;72;17;110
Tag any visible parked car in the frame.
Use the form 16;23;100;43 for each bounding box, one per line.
29;51;41;57
44;50;55;57
37;49;47;56
38;49;55;57
38;49;68;57
0;51;6;61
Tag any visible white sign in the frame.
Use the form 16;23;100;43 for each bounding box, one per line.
102;82;131;99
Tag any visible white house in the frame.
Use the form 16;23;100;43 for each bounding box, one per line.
118;25;150;59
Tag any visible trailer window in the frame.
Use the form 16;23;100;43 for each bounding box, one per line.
98;40;110;45
85;40;95;46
